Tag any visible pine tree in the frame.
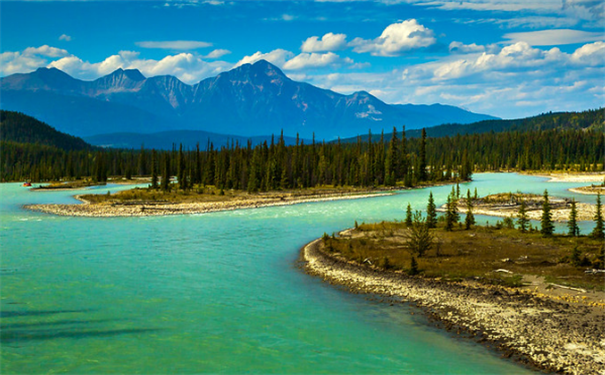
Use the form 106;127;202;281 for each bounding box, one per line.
517;199;529;232
465;189;475;230
591;193;604;239
161;153;171;191
416;128;427;182
541;189;554;236
150;149;158;189
426;191;437;228
568;198;579;236
405;203;413;226
445;193;457;231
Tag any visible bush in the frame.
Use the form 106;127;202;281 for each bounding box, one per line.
404;211;434;257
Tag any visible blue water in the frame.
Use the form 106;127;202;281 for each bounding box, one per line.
1;173;598;374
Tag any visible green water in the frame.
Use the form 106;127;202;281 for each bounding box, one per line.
1;174;598;374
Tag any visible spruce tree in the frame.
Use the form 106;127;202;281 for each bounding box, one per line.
541;189;554;236
161;153;170;191
151;149;158;189
591;193;604;239
517;199;529;232
465;189;475;230
405;203;413;226
416;128;427;182
426;191;437;228
568;198;579;236
445;195;453;231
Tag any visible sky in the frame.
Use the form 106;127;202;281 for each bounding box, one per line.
1;0;604;119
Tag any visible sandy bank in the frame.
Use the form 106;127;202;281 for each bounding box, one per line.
448;202;599;223
569;186;605;196
524;172;605;183
25;191;394;217
301;238;605;375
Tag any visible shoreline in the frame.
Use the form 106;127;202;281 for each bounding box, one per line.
301;236;605;375
439;202;599;222
25;190;397;217
521;171;605;183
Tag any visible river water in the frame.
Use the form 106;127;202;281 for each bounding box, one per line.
1;173;599;374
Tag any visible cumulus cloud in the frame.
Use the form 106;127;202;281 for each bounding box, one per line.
46;50;231;83
283;52;353;70
0;45;70;76
235;49;355;71
234;49;295;68
135;40;212;50
301;33;348;52
59;34;72;42
349;19;436;56
203;49;231;59
449;41;485;54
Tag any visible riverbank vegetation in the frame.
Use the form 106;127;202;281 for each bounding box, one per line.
320;190;605;291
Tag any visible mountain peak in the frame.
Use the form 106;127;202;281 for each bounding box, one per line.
250;59;286;77
107;68;146;82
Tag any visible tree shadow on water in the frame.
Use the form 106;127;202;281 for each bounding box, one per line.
0;309;163;344
0;309;94;318
1;327;162;344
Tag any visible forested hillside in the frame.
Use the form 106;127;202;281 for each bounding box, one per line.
344;108;604;141
0;111;91;151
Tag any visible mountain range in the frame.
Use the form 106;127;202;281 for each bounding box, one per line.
0;60;496;142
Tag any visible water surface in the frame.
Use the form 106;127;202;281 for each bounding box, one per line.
1;173;598;373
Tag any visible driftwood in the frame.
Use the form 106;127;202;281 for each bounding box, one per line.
548;283;587;293
494;269;513;274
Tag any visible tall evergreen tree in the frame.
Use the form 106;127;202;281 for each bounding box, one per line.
465;189;475;230
568;198;579;236
591;193;604;239
150;149;158;189
161;153;171;191
541;189;554;236
405;203;413;226
517;199;529;232
426;191;437;228
416;128;427;182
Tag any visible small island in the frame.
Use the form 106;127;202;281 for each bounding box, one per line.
302;190;605;375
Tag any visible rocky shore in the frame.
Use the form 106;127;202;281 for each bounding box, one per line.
301;237;605;375
25;191;394;217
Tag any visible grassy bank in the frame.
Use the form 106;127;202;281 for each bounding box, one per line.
321;221;605;291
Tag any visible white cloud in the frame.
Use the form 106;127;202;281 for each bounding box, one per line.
23;45;69;58
281;14;295;21
0;45;70;76
349;19;436;56
59;34;72;42
203;49;231;59
234;49;294;68
449;41;485;54
135;40;212;50
283;52;353;70
503;29;604;46
45;50;231;84
301;33;348;52
235;49;354;71
570;41;605;65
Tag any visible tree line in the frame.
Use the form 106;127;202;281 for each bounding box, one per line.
2;126;603;188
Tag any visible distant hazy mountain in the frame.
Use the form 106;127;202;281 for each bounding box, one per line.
85;130;304;150
0;60;497;140
338;108;605;142
0;110;91;151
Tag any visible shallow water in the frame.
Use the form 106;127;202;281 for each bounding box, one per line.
1;173;598;374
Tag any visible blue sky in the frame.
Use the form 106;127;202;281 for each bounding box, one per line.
1;0;604;118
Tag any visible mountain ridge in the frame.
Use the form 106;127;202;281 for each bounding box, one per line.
0;60;498;139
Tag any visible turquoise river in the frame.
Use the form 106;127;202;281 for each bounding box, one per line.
1;173;600;374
